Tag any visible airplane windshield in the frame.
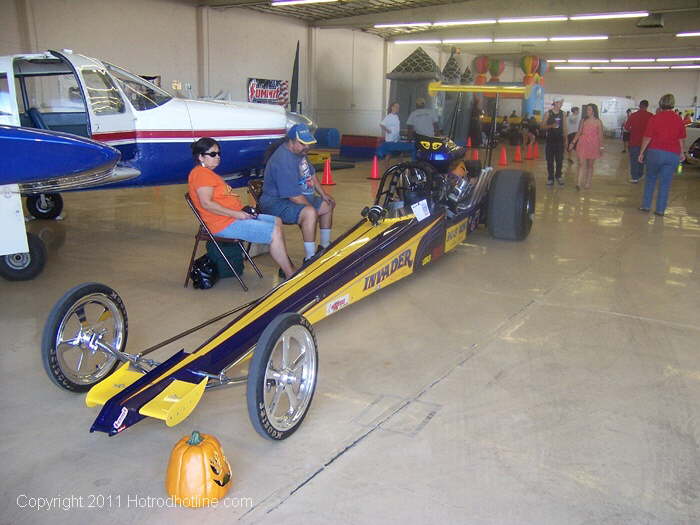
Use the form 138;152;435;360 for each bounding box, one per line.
105;63;172;111
0;74;10;116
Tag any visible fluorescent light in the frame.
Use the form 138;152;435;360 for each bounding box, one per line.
549;35;608;41
555;66;590;70
592;66;629;70
547;59;567;63
434;19;496;26
629;66;669;70
494;37;548;42
442;38;493;44
610;58;655;62
568;59;609;63
677;32;700;37
570;11;648;21
394;39;442;44
271;0;337;4
671;65;700;69
374;22;431;28
498;15;567;23
656;57;700;62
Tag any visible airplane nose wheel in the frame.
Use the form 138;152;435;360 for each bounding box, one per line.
26;193;64;220
247;313;318;440
42;283;127;391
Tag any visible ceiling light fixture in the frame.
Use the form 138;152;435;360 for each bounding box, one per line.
656;57;700;61
442;38;493;43
555;66;590;70
629;66;669;70
677;31;700;37
271;0;337;4
610;58;655;62
433;19;497;26
374;22;431;28
570;11;648;21
591;66;629;70
547;59;567;63
568;59;609;63
549;35;608;41
670;65;700;69
394;39;442;44
494;37;548;42
498;15;568;23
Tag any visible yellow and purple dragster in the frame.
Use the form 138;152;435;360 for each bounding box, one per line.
41;83;536;440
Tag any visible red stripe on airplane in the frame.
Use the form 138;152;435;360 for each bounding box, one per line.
92;129;286;141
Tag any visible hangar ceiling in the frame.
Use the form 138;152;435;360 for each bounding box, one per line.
200;0;700;61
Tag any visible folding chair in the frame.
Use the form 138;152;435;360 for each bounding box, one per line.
247;179;263;209
184;193;263;291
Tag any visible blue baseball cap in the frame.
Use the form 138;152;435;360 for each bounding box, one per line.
287;123;316;145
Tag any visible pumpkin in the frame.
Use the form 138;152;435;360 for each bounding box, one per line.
166;430;232;507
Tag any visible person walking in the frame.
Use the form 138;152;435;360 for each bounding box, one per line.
569;104;603;190
621;108;632;152
566;106;581;163
624;100;653;183
542;98;568;186
638;94;686;216
378;101;401;170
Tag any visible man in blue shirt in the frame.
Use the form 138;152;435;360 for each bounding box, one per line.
260;124;335;261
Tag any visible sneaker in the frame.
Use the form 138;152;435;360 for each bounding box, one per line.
639;207;650;212
556;178;564;186
628;178;639;183
546;179;554;186
654;211;664;217
278;268;286;279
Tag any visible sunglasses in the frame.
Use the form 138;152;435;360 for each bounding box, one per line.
203;151;221;158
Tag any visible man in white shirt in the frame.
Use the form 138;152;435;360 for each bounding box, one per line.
566;106;581;163
407;98;439;138
378;102;403;170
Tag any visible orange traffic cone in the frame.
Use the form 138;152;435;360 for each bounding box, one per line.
525;142;533;160
467;136;472;147
498;145;508;166
514;145;523;163
368;155;380;180
321;157;335;185
471;147;479;161
533;141;540;159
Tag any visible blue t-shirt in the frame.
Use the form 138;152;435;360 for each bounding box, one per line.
262;144;315;199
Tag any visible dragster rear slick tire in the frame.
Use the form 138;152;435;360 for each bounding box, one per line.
487;170;536;241
247;313;318;440
42;283;127;392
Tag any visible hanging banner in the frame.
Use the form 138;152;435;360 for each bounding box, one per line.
247;78;289;106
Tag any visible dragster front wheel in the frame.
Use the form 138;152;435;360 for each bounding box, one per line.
42;283;127;392
247;313;318;440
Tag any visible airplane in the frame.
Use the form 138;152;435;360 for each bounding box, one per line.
0;49;311;219
0;125;124;280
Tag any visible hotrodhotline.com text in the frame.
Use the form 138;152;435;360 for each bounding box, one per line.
16;493;253;511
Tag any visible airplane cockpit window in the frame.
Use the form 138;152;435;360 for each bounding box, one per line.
105;63;171;111
81;69;125;115
0;74;10;116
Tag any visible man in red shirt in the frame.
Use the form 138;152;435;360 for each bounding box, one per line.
624;100;653;183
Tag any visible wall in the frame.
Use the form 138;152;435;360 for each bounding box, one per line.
313;28;385;136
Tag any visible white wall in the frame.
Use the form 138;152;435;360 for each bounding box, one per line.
313;28;385;136
0;1;24;54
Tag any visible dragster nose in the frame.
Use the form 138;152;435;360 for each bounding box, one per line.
2;126;120;186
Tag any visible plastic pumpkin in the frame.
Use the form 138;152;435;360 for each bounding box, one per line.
166;430;232;507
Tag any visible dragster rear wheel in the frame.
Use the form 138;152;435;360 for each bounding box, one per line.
247;313;318;440
487;170;535;241
42;283;127;392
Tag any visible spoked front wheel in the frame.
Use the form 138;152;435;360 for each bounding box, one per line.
247;313;318;440
42;283;127;391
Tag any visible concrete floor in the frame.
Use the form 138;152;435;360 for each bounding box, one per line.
1;141;699;524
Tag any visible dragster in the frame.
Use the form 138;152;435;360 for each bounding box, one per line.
41;83;536;440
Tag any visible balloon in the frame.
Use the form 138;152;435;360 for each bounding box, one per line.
488;58;505;78
520;55;539;75
475;75;488;85
473;55;490;75
538;59;548;76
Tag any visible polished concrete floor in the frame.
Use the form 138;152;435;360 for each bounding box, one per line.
1;141;699;524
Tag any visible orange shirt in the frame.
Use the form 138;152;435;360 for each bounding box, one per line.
188;165;243;234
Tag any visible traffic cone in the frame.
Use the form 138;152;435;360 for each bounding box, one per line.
514;145;523;163
533;141;540;159
467;136;472;147
471;147;479;161
321;157;335;185
368;155;380;180
498;145;508;166
526;142;533;160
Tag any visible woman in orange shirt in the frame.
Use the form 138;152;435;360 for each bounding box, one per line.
188;137;294;279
